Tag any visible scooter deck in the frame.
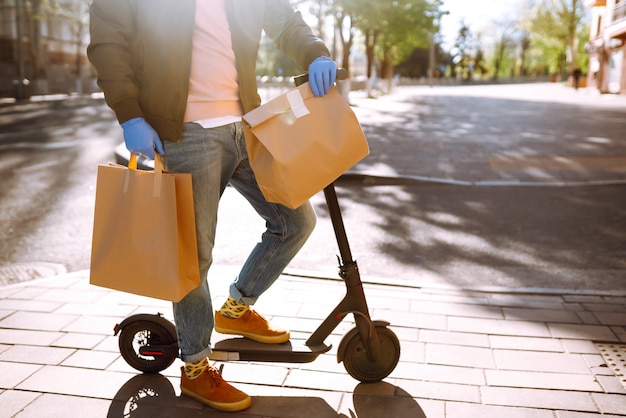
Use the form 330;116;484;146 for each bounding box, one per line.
209;337;332;363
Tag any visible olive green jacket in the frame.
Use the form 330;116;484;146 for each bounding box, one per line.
88;0;330;142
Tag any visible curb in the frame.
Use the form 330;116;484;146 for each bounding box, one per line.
281;267;626;297
4;267;625;298
338;173;626;188
0;262;67;287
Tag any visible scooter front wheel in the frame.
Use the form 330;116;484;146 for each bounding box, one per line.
342;326;400;383
118;320;177;373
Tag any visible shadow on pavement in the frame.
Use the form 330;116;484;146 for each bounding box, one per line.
351;382;427;418
107;374;426;418
338;90;626;291
352;91;626;183
322;180;626;291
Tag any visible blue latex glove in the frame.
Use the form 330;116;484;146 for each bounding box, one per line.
308;57;337;97
121;117;164;160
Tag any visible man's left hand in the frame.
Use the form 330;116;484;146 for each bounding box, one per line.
308;57;337;97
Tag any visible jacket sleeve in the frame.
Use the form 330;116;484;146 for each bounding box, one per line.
87;0;143;124
263;0;331;70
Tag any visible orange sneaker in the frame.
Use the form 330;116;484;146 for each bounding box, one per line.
214;309;290;344
180;366;251;412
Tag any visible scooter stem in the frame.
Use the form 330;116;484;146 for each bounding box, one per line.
305;185;382;363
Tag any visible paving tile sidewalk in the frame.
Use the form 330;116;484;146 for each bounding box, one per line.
0;265;625;417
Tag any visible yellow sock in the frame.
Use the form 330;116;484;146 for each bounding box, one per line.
219;296;249;319
184;357;209;380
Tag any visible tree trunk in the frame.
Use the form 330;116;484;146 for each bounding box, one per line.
364;29;378;97
28;0;47;80
336;11;353;73
335;11;353;102
74;19;85;94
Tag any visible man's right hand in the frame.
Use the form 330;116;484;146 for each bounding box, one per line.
121;117;165;160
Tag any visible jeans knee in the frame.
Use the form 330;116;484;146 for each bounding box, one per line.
295;202;316;241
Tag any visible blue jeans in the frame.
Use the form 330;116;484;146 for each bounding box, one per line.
162;122;316;362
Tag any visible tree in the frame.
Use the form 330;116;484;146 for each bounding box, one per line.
492;30;513;80
473;46;487;77
528;0;587;79
395;47;429;78
306;0;334;41
24;0;49;82
333;0;358;72
452;21;474;79
49;0;90;92
256;36;302;77
347;0;443;93
340;0;380;79
377;0;440;80
489;18;519;80
518;31;531;76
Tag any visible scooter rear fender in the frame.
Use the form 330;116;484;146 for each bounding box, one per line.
113;313;177;340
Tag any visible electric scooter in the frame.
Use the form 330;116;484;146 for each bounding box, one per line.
113;70;401;383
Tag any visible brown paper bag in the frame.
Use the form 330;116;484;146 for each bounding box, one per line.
243;82;369;209
89;155;200;302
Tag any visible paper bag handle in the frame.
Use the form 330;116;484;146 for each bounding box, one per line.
153;155;163;196
154;154;164;175
129;153;138;170
128;153;163;173
124;153;163;197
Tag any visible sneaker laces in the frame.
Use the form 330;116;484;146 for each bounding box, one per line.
249;309;264;320
205;365;225;388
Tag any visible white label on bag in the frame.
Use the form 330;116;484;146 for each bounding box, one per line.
286;90;310;119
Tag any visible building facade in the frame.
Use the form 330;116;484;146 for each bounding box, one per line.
0;0;93;98
585;0;626;94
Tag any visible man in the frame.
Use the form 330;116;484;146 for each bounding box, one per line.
573;68;583;90
88;0;337;412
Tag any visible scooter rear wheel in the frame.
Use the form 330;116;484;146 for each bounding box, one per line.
118;320;177;373
342;326;400;383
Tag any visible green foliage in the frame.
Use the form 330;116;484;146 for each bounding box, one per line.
256;36;302;77
527;0;588;76
451;21;476;78
341;0;444;76
255;0;589;82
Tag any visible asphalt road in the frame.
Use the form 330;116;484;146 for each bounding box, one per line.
1;84;625;292
0;97;120;284
214;179;626;292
